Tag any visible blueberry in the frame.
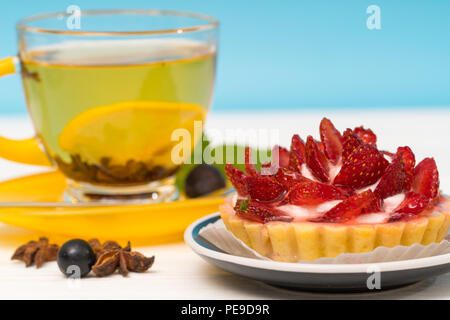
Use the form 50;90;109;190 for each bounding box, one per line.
185;164;226;198
57;239;96;278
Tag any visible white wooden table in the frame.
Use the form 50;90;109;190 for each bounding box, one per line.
0;109;449;300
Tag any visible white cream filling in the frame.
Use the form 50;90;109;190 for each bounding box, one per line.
329;163;342;181
353;194;406;223
383;193;406;213
300;164;316;181
231;193;239;207
277;204;322;220
276;192;410;224
355;213;388;224
316;200;342;212
357;180;380;193
300;163;342;183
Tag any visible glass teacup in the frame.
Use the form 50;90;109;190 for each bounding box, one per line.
0;9;218;203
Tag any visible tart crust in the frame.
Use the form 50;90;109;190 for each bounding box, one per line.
219;198;450;262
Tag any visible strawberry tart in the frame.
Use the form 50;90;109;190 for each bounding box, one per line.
221;118;449;262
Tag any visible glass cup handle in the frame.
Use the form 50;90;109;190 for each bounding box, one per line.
0;57;51;166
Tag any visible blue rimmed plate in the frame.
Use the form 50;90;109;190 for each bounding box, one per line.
184;213;450;292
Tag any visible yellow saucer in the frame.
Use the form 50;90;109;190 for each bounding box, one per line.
0;171;223;244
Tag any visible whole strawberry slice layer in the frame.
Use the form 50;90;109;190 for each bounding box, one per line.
288;134;306;173
412;158;439;199
305;136;330;183
245;175;286;203
289;178;351;206
388;192;431;222
234;200;293;223
333;144;389;189
320;118;343;165
374;146;413;199
225;164;249;196
310;190;378;223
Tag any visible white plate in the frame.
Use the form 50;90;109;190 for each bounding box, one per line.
185;213;450;292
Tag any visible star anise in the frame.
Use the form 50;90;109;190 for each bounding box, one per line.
11;237;59;268
90;239;155;277
88;239;121;257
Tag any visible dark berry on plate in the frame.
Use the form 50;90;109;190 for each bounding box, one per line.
185;164;226;198
57;239;97;278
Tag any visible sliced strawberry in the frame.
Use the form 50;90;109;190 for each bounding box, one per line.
288;134;306;173
388;192;430;222
374;147;412;199
271;145;290;169
234;200;293;224
375;159;405;199
316;140;325;152
311;190;378;223
288;179;351;205
341;129;363;161
397;146;415;189
245;146;259;177
305;136;330;183
362;193;382;214
225;164;248;196
412;158;439;199
333;144;389;189
320;118;343;164
354;126;377;146
245;175;286;203
274;167;307;189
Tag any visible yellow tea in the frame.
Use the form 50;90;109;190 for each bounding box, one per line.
21;39;216;186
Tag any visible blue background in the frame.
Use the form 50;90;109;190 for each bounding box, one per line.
0;0;449;113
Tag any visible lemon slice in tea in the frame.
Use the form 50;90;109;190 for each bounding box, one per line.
58;101;206;165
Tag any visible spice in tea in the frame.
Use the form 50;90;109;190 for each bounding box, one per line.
54;154;179;185
20;61;40;82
